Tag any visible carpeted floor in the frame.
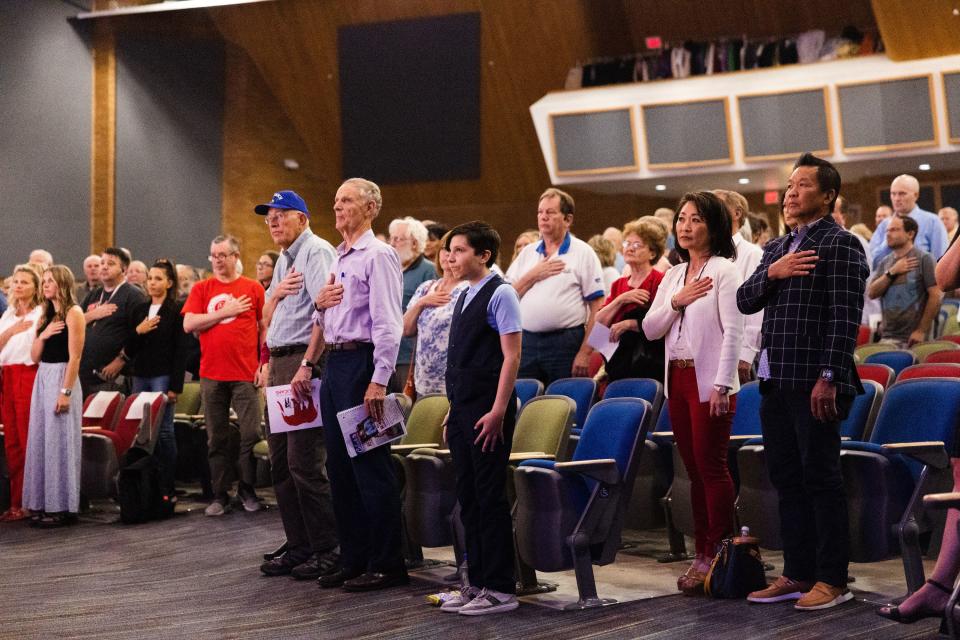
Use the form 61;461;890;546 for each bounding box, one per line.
0;496;946;640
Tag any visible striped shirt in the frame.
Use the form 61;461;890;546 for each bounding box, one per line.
265;228;337;348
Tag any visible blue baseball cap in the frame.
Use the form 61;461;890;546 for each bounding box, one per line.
254;190;309;217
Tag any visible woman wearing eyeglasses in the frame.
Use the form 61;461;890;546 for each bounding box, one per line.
595;218;667;382
642;191;744;595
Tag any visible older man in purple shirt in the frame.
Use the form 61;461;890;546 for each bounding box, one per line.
295;177;407;592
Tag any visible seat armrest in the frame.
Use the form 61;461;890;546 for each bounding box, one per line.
840;436;851;441
924;492;960;511
391;443;439;455
508;451;551;463
881;441;950;469
650;431;674;442
554;458;620;484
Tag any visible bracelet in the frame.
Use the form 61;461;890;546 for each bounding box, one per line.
671;296;685;312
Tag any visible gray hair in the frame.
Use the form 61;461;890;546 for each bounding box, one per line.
211;234;241;255
342;178;382;217
389;217;429;253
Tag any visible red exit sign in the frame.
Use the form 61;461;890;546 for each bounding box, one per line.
645;36;662;50
764;190;780;205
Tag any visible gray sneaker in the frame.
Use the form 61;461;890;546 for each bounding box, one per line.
458;588;519;616
204;500;228;517
440;586;481;612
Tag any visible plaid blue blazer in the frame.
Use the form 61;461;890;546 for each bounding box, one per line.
736;216;869;398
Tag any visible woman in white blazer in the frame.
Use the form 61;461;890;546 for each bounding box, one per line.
642;191;744;595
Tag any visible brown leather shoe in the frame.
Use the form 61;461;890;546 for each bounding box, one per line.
795;581;853;610
747;576;814;603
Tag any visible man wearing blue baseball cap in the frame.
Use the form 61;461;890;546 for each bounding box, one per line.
255;190;341;581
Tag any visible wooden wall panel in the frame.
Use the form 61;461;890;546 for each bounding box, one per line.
208;0;646;252
871;0;960;61
90;19;116;253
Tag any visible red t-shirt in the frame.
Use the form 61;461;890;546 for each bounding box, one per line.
182;276;264;382
603;269;665;324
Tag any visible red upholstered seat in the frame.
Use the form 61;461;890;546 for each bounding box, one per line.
926;350;960;364
897;363;960;381
84;392;166;457
81;391;126;430
857;363;895;389
856;325;872;347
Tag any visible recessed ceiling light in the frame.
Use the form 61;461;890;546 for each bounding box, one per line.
655;184;666;191
738;177;750;185
919;163;931;171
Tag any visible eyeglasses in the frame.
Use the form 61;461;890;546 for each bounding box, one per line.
208;253;237;262
256;260;274;268
264;211;296;225
622;241;647;250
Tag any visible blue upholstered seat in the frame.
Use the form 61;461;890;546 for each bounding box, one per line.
514;378;544;408
864;349;916;379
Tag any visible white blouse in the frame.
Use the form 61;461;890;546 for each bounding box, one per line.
0;305;42;366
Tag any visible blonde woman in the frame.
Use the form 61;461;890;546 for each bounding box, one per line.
0;264;44;521
23;266;85;528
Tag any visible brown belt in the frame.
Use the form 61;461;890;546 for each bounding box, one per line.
669;359;695;369
325;341;363;352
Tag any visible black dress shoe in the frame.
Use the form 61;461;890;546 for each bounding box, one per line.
342;571;410;592
260;553;308;577
318;567;363;589
263;541;289;561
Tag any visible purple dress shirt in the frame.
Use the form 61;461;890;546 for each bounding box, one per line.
315;229;403;387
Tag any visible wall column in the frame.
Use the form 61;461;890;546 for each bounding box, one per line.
90;17;115;253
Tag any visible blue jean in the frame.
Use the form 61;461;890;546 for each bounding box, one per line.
131;375;177;495
518;326;585;386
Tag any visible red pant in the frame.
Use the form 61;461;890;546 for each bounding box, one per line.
2;364;38;510
668;365;735;557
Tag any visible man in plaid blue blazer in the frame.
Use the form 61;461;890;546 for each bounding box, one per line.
737;153;869;611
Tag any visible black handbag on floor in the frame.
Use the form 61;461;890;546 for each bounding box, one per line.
704;528;767;598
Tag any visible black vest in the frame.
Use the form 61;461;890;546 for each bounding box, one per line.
445;274;517;427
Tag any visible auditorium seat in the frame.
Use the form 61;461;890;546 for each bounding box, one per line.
390;392;413;420
937;334;960;347
388;394;450;566
857;324;872;346
602;378;665;419
857;362;896;389
546;377;597;430
402;394;575;559
912;340;960;363
855;342;899;361
623;402;673;532
513;397;652;608
926;349;960;364
841;379;960;584
897;363;960;381
864;350;916;378
81;392;167;499
81;390;126;431
514;378;544;407
172;382;209;490
735;379;884;551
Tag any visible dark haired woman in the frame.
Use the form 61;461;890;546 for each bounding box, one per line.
643;192;744;594
23;265;85;527
126;259;186;500
256;251;280;291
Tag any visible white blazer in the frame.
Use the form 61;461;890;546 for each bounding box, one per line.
642;256;744;402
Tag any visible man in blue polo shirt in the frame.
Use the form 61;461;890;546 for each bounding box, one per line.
505;188;604;385
869;174;948;269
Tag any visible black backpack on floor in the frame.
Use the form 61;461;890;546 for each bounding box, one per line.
117;400;174;524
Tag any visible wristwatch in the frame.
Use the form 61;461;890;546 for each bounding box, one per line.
60;388;72;397
819;368;834;383
713;385;730;396
885;270;896;280
300;359;312;369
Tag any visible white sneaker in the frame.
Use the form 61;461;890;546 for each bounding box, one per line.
458;588;519;616
204;500;227;517
240;493;261;513
440;586;481;612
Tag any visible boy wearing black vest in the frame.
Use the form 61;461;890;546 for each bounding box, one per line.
439;221;523;616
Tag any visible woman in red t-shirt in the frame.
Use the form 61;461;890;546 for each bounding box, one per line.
595;217;667;381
